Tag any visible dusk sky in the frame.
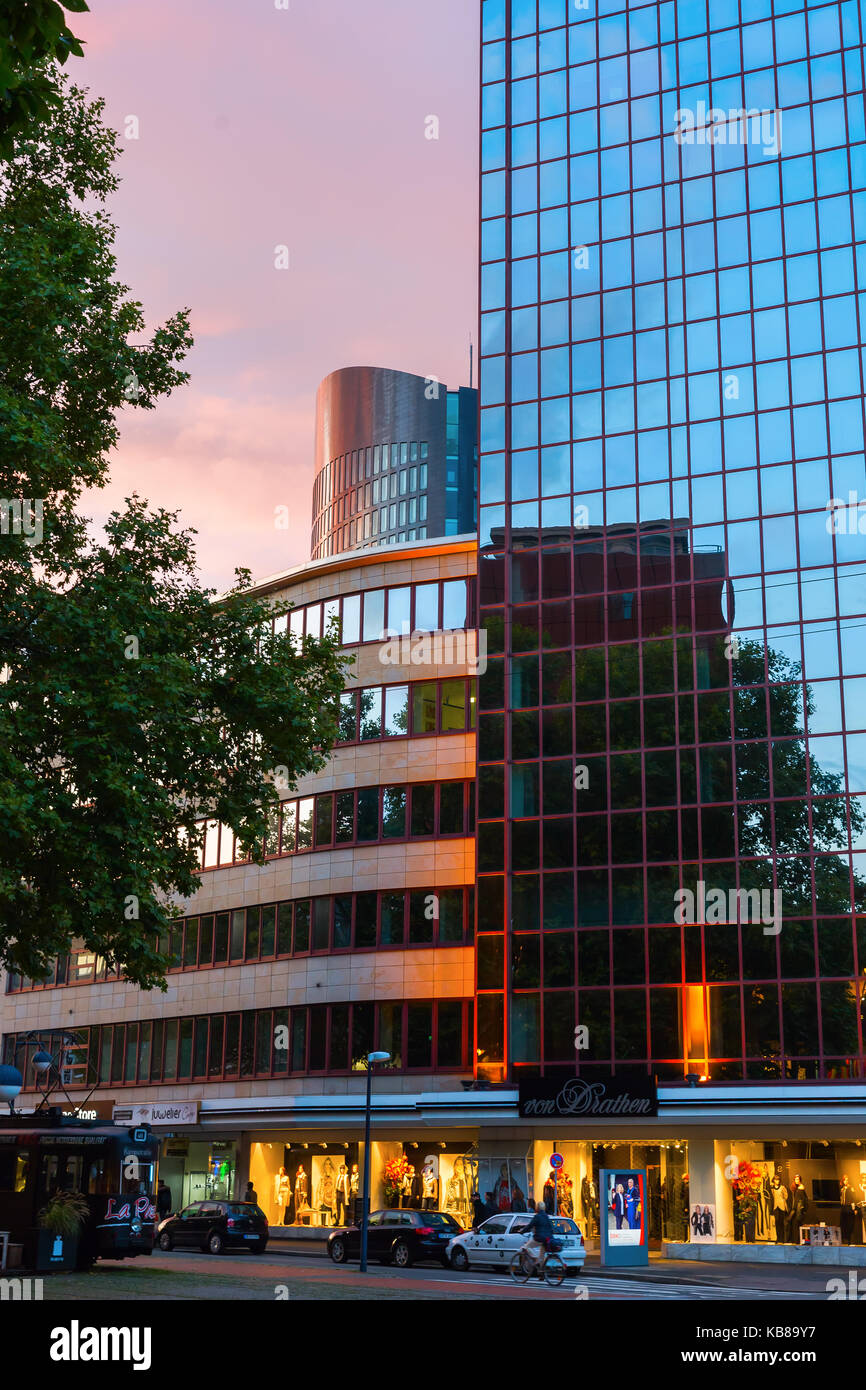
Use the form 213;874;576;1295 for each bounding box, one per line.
77;0;479;589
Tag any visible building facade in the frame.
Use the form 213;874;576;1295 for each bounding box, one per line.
472;0;866;1253
311;366;478;559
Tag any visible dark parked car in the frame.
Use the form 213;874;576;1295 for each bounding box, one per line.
328;1209;462;1268
157;1201;268;1255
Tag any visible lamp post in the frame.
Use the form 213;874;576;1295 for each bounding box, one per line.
359;1050;390;1274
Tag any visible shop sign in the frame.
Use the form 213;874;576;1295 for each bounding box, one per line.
61;1100;116;1122
518;1075;658;1119
113;1101;198;1127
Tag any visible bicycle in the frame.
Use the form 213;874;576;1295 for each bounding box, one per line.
509;1239;567;1287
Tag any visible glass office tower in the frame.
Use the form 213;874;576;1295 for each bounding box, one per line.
476;0;866;1085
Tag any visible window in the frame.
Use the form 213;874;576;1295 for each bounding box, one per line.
441;680;467;731
384;685;409;736
0;1150;29;1193
413;682;437;733
382;786;407;838
363;590;386;642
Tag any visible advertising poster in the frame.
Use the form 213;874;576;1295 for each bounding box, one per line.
599;1169;648;1268
689;1203;716;1243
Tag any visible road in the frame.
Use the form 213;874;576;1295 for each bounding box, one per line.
35;1248;824;1301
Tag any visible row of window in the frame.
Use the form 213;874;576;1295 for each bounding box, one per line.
312;522;430;557
336;679;476;743
267;579;471;648
318;465;430;522
312;496;429;552
4;997;473;1089
5;887;476;992
481;0;851;61
195;781;474;871
478;981;862;1074
314;441;430;514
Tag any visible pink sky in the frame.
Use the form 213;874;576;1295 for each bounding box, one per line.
76;0;479;589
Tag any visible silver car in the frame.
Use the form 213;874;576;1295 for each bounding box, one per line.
447;1213;586;1273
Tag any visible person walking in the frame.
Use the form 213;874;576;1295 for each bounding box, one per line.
244;1180;258;1205
156;1180;172;1220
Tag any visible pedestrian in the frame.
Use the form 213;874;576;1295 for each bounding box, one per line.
472;1192;487;1228
483;1190;497;1221
156;1179;172;1220
244;1180;258;1205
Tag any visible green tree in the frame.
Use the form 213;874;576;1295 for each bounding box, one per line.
0;79;351;989
0;1;87;155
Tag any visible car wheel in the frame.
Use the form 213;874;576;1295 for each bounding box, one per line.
329;1237;348;1264
208;1231;225;1255
450;1246;470;1272
391;1240;412;1269
158;1232;173;1252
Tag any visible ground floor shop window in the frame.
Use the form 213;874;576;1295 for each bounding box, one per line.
725;1141;866;1247
250;1141;361;1228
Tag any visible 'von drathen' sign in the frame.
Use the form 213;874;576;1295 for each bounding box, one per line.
518;1076;658;1119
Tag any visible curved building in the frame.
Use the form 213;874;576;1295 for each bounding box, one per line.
311;366;477;559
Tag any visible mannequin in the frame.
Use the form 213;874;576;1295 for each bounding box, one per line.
349;1163;360;1223
581;1175;599;1234
787;1174;808;1243
294;1164;309;1224
840;1174;857;1244
444;1168;461;1216
771;1177;788;1243
316;1156;337;1225
494;1163;513;1212
336;1164;351;1226
422;1155;439;1211
543;1172;557;1215
759;1163;772;1239
274;1165;290;1225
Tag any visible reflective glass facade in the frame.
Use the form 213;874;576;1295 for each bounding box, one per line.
477;0;866;1084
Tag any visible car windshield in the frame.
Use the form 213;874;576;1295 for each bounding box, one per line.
420;1212;460;1229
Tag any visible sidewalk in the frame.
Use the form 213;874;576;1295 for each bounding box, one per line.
583;1252;842;1293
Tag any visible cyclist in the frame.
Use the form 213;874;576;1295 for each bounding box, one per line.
521;1201;554;1276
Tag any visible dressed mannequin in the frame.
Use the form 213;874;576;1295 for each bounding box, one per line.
759;1163;772;1239
581;1175;599;1234
858;1180;866;1244
771;1177;788;1242
543;1172;557;1215
444;1169;461;1216
421;1155;439;1211
840;1174;857;1244
494;1163;513;1212
274;1166;290;1224
350;1163;360;1223
787;1174;808;1243
294;1164;309;1224
336;1163;351;1225
316;1156;337;1225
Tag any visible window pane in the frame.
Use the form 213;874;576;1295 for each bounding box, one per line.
351;1003;375;1070
355;893;378;947
294;900;310;952
409;890;435;944
412;682;437;733
330;1004;350;1070
261;905;276;957
441;680;467;731
230;910;245;961
277;903;292;955
382;786;406;838
315;794;333;847
342;593;361;645
415;582;440;631
356;787;379;840
380;893;405;945
439;783;465;834
334;896;352;949
378;1003;402;1067
384;685;409;735
407;1003;433;1068
411;784;435;837
360;687;383;740
442;580;467;629
438;888;464;942
387;586;411;634
297;798;314;849
437;1001;462;1067
338;691;358;741
312;898;331;951
335;792;355;841
273;1008;289;1074
363;589;386;641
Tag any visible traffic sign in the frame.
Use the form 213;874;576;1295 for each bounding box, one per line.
549;1153;564;1170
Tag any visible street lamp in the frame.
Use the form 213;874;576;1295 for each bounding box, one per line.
359;1051;390;1274
0;1065;23;1116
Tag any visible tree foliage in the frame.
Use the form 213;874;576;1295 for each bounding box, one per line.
0;78;351;989
0;1;88;156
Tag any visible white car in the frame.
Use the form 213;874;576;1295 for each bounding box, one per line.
447;1213;586;1273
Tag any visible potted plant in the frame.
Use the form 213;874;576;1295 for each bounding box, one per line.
382;1155;410;1208
731;1160;762;1244
36;1190;90;1271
